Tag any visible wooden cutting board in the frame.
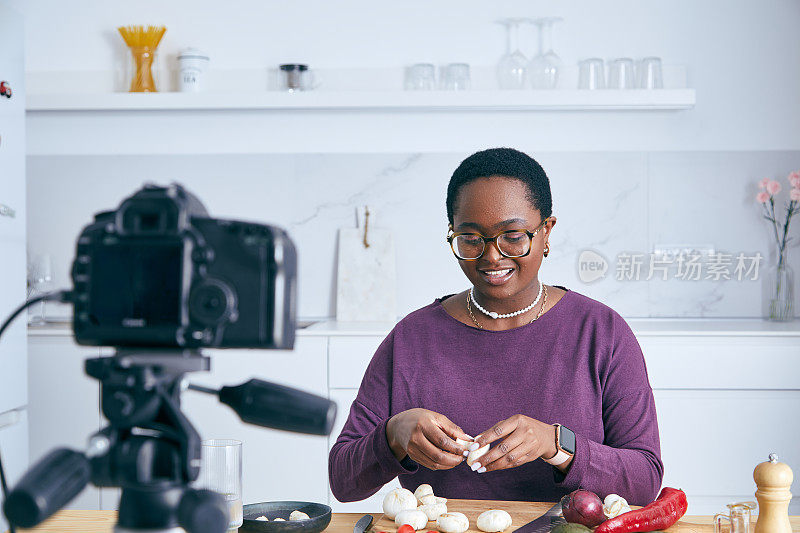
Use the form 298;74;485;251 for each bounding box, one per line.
371;498;708;533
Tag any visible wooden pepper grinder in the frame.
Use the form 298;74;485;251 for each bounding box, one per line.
754;453;793;533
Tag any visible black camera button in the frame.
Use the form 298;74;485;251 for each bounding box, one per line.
188;279;236;326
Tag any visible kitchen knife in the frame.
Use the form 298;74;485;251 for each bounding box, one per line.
354;514;374;533
512;502;566;533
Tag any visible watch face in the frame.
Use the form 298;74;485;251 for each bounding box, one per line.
560;426;576;455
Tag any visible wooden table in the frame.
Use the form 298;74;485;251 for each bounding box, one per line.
14;506;800;532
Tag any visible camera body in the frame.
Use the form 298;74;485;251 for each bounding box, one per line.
71;183;296;349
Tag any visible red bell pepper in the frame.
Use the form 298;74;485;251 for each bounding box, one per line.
595;487;688;533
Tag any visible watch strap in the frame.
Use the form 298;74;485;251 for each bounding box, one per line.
544;449;571;466
543;424;575;466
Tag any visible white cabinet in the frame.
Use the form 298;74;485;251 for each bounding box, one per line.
328;336;384;389
27;325;800;516
327;388;400;513
182;337;330;506
27;336;102;510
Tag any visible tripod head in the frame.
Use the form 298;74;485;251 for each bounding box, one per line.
4;350;336;532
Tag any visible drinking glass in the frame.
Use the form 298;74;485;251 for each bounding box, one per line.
608;58;636;89
714;502;756;533
638;56;663;89
527;17;563;89
405;63;436;90
496;18;527;89
578;58;605;90
442;63;471;90
27;253;54;325
198;439;243;531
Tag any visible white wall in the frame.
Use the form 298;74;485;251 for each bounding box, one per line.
15;0;800;318
10;0;800;150
25;151;800;318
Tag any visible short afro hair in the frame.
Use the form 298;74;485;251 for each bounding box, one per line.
446;147;552;225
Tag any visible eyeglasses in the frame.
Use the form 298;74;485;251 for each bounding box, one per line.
447;218;550;260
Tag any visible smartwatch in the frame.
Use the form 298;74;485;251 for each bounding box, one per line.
543;424;576;466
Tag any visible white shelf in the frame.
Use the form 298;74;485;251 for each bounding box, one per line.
26;89;695;112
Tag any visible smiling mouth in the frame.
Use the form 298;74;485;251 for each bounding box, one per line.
478;268;515;285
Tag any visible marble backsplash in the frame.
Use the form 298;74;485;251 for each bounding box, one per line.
26;150;800;319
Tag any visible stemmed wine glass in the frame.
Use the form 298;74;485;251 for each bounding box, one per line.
527;17;563;89
27;253;54;324
496;18;528;89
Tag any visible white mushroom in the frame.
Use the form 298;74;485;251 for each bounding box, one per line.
466;443;490;466
455;435;474;448
394;509;429;530
419;494;447;506
382;488;418;519
437;512;470;533
476;510;513;532
255;516;269;521
418;502;447;521
289;510;310;521
414;484;434;503
273;518;285;521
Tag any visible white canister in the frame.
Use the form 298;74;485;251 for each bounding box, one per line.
177;48;209;92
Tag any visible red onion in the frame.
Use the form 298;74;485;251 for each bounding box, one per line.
560;489;606;528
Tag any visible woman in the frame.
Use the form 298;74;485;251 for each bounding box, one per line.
328;148;663;506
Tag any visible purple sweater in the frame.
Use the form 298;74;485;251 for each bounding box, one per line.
328;287;663;506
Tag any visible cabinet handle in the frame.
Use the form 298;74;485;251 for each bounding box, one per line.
0;203;16;218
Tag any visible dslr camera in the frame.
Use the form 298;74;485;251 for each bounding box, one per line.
71;183;297;349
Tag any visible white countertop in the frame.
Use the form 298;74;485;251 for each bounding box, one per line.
27;317;800;338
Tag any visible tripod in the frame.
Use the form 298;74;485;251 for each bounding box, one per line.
4;349;336;532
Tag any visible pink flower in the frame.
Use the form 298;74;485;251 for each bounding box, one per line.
789;171;800;188
759;177;770;189
757;191;770;203
767;180;782;195
791;188;800;202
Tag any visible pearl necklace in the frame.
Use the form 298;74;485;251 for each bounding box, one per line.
467;285;548;329
469;281;543;319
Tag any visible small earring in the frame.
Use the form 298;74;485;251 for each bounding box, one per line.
543;244;550;257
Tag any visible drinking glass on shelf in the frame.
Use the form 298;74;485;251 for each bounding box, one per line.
578;58;605;90
638;56;663;89
608;58;636;89
27;253;54;325
496;18;528;89
198;439;243;531
405;63;436;90
442;63;471;90
527;17;563;89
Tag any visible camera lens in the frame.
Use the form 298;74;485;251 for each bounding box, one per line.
189;280;236;326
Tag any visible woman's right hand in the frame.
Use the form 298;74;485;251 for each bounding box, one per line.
386;408;473;470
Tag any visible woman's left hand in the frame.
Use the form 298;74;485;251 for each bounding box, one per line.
471;414;559;473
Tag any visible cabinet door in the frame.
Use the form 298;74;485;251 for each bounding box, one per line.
27;336;102;510
182;337;330;506
327;388;400;513
0;239;27;413
654;389;800;516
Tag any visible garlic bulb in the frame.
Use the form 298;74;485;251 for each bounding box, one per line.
419;494;447;506
603;494;632;519
466;443;489;466
414;484;434;503
383;488;418;519
273;518;285;521
290;510;310;521
437;512;470;533
418;502;447;521
476;510;512;532
395;509;428;530
255;516;269;521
